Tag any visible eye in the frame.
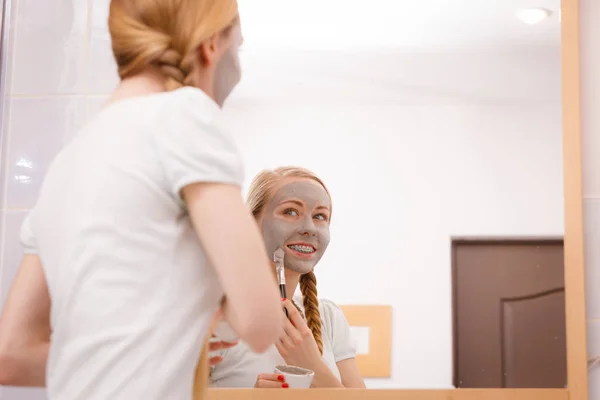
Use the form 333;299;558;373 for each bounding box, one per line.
314;213;328;221
283;208;299;217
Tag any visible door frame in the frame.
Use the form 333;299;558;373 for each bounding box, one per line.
560;0;589;398
450;238;566;388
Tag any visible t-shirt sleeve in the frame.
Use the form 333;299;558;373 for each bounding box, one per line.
152;92;244;201
20;211;38;255
321;299;357;363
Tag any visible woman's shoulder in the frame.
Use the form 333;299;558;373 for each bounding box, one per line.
318;298;345;316
319;299;351;333
292;296;347;327
153;87;224;128
100;87;223;129
316;299;356;359
155;87;241;153
146;87;244;188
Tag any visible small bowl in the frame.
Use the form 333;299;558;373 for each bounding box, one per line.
273;365;314;389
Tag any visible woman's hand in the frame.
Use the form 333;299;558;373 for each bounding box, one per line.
254;373;289;388
207;306;237;366
208;338;237;366
275;299;322;370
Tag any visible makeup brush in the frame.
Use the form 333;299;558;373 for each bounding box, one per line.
273;248;289;319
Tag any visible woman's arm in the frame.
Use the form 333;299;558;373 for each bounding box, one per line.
321;299;366;388
276;300;344;388
336;358;367;388
183;183;283;353
311;358;366;388
0;254;51;386
153;98;283;354
310;361;345;388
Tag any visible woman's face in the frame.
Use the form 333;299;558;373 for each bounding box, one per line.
213;20;243;105
259;178;331;274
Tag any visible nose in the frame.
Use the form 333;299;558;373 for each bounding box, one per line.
298;215;317;237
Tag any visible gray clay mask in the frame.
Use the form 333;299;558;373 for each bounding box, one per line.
214;27;242;106
261;180;331;274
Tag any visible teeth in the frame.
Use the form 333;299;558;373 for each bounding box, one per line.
288;245;315;254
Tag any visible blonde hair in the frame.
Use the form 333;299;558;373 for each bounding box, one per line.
247;166;332;355
108;0;239;91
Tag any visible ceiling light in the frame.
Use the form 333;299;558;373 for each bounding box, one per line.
515;7;552;24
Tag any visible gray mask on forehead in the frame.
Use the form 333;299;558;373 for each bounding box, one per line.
261;181;331;274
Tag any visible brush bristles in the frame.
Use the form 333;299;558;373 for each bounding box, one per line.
273;248;285;264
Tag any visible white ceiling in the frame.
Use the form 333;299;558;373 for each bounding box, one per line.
238;0;561;52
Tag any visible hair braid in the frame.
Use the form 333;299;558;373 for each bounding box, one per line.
155;48;188;90
300;271;323;355
109;0;238;92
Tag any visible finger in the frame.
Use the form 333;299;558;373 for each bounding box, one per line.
282;299;304;328
278;327;296;349
283;306;312;338
209;356;223;366
255;373;286;388
257;373;286;382
209;340;238;351
275;339;288;357
255;379;287;388
282;313;304;344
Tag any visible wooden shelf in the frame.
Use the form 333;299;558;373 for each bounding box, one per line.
207;389;568;400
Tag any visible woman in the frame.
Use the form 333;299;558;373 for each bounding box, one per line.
210;166;366;389
0;1;283;399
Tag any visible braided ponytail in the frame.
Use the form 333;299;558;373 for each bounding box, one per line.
155;48;188;90
109;0;238;91
300;271;323;355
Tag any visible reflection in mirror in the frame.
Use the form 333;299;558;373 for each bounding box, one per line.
215;0;564;390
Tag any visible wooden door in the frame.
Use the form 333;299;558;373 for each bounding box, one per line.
452;239;566;388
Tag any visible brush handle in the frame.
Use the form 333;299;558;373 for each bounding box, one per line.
279;284;289;319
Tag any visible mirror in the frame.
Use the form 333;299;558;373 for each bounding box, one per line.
1;0;582;398
219;0;564;390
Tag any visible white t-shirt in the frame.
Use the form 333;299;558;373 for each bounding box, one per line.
209;297;356;387
19;87;244;400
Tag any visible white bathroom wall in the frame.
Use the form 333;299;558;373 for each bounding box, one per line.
221;63;564;389
0;0;569;398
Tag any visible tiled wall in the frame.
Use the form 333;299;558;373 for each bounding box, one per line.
0;0;113;398
581;1;600;398
0;0;113;302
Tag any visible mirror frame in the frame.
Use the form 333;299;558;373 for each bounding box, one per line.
207;0;587;398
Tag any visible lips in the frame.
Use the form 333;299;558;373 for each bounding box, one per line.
286;242;317;256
